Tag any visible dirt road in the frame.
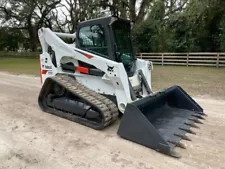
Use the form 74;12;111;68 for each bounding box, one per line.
0;72;225;169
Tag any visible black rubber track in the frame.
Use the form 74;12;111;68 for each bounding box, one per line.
38;74;119;130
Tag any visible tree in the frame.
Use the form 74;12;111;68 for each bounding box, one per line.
0;0;61;51
132;0;225;52
51;0;104;33
98;0;155;24
0;27;27;51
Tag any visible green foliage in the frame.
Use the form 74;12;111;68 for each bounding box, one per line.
219;19;225;51
0;28;26;51
1;0;225;52
0;0;61;51
132;0;169;52
132;0;225;52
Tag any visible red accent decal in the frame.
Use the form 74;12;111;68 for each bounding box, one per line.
74;49;93;59
84;53;93;59
41;69;48;74
76;66;89;74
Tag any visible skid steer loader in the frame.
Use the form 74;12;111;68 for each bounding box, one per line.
37;16;206;158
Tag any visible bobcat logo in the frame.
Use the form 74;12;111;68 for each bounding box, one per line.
107;65;114;72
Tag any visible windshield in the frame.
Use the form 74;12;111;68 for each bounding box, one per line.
112;20;136;74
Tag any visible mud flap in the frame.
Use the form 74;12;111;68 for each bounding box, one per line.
117;85;206;158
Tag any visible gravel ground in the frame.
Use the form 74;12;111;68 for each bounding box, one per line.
0;72;225;169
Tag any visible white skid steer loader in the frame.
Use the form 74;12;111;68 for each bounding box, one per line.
37;16;206;158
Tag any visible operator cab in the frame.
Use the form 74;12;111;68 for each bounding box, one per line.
75;16;136;76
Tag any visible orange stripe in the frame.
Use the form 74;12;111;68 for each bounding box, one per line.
41;69;48;74
76;66;89;74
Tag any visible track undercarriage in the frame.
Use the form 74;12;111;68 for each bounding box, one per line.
38;74;119;130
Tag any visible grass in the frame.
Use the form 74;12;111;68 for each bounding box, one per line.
0;58;225;99
0;58;39;75
151;65;225;99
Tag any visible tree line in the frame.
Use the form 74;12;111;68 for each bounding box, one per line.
0;0;225;53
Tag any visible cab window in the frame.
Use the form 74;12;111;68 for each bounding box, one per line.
78;25;108;57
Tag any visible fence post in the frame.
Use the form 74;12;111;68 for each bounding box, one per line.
140;53;143;59
216;53;219;68
187;53;189;67
162;53;164;66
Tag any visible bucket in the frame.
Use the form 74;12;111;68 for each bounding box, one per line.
117;85;206;158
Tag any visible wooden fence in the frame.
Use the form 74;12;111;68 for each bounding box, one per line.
0;51;225;67
137;53;225;67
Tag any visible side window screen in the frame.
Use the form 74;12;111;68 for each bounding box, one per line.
78;25;108;57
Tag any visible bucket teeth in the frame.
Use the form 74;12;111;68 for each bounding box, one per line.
192;114;205;120
168;140;186;149
185;122;200;129
195;111;207;116
179;127;196;135
174;133;192;141
189;118;203;124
